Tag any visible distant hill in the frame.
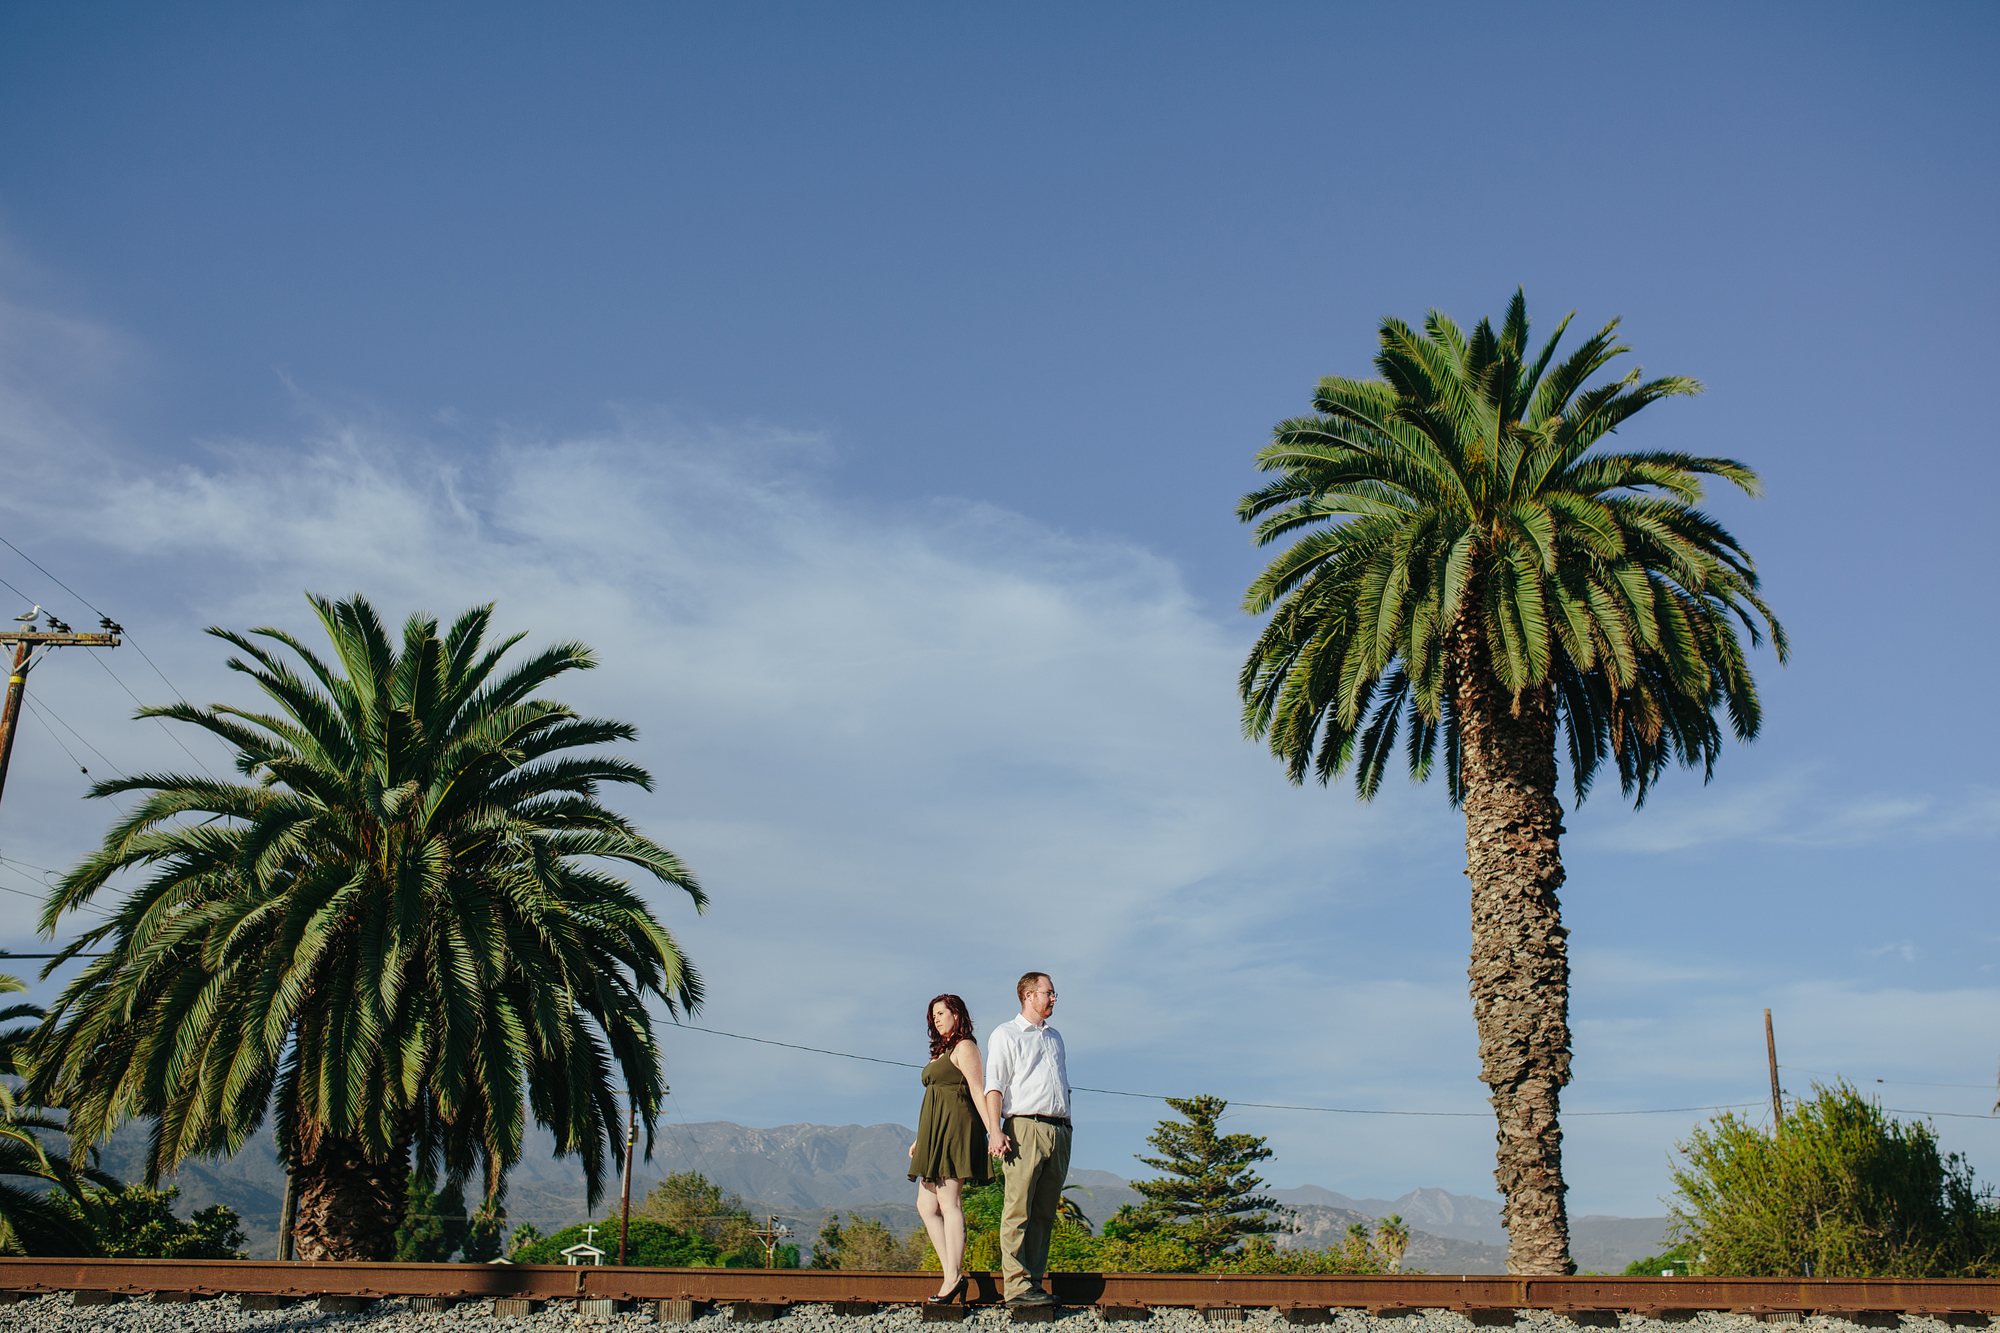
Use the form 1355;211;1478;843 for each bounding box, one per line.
90;1118;1666;1271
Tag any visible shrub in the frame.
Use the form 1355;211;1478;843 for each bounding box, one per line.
1670;1082;2000;1277
79;1185;245;1260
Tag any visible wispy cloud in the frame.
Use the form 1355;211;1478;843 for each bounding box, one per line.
1575;772;1999;854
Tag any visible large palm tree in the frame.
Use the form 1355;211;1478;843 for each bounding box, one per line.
1238;292;1785;1273
29;595;706;1260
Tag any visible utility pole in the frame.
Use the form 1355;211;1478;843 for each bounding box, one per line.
0;616;121;808
748;1216;793;1269
276;1169;298;1261
618;1098;637;1266
1764;1008;1784;1129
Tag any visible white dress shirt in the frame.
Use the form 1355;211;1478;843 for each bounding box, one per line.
985;1013;1071;1119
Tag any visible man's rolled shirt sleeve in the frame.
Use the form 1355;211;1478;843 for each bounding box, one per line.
986;1025;1015;1101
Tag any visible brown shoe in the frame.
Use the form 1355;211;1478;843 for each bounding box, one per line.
1007;1290;1055;1307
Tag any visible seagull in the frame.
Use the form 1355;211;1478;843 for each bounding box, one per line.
12;605;39;624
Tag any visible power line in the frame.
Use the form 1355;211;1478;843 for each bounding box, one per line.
0;858;114;922
0;572;37;611
665;1021;1765;1119
18;697;131;817
21;695;129;779
84;651;222;781
20;697;93;779
0;536;104;620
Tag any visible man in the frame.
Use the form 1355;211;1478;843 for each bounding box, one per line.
983;972;1070;1307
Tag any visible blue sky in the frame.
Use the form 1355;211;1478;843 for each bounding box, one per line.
0;2;1995;1220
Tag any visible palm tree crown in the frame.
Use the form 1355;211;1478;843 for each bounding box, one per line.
30;595;705;1258
1240;290;1786;805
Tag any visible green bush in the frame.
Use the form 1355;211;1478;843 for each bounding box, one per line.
1624;1242;1696;1276
1670;1082;2000;1277
75;1185;245;1259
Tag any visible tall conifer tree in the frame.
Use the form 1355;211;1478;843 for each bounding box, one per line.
1128;1095;1281;1260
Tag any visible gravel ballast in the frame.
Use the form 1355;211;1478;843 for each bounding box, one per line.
0;1297;1975;1333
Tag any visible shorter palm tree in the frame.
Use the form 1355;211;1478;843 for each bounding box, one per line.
30;595;707;1259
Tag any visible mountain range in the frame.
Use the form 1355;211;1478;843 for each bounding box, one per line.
90;1118;1669;1273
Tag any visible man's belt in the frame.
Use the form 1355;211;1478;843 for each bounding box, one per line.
1010;1113;1072;1128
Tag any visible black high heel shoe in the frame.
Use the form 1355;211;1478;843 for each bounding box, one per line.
927;1277;969;1306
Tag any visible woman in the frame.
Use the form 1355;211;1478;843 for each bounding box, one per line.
908;993;1001;1304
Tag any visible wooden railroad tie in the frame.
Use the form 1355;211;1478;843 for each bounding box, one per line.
655;1299;707;1323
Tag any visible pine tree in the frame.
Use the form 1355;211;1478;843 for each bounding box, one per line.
811;1214;845;1269
1128;1095;1282;1260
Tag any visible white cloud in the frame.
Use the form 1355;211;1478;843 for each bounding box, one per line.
1576;771;1998;854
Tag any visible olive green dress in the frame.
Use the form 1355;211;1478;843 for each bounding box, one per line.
908;1048;990;1185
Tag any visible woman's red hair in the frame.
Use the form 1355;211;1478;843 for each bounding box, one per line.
926;993;975;1060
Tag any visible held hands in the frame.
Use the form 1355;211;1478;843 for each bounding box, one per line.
988;1130;1011;1157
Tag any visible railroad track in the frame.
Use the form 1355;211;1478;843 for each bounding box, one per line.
1;1262;1997;1323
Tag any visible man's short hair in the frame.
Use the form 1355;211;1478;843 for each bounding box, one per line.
1017;972;1051;1004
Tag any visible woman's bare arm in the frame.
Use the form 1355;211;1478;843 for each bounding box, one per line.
955;1039;1006;1144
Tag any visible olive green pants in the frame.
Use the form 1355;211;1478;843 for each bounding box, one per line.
999;1116;1072;1299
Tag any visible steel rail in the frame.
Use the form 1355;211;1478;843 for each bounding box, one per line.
2;1262;2000;1315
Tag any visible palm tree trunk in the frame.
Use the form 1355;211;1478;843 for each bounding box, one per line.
1453;619;1573;1275
289;1132;411;1261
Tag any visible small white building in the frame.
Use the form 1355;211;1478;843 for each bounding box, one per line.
561;1242;606;1266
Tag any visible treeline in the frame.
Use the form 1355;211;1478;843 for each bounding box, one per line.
393;1171;801;1267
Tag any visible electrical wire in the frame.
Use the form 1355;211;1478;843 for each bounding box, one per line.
0;872;110;922
20;697;93;779
0;571;37;612
20;694;129;779
84;651;223;781
664;1021;1766;1119
18;697;131;816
